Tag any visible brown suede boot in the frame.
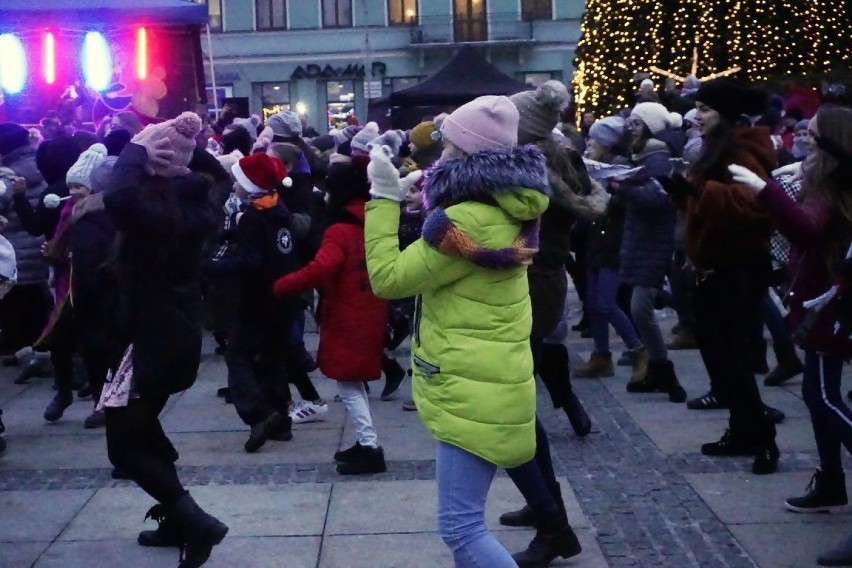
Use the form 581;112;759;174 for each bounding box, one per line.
628;347;650;383
574;352;614;378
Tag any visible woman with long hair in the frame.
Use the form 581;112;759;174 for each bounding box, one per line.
730;105;852;564
664;79;779;474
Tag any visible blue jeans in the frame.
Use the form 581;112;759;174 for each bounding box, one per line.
801;351;852;476
587;268;641;354
759;292;789;344
437;442;518;568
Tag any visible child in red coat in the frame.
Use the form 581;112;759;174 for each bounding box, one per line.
273;159;388;475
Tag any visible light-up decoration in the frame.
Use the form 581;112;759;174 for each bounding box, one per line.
0;34;27;94
136;27;147;80
44;32;56;85
82;32;113;92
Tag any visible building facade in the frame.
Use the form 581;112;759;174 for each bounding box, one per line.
201;0;584;131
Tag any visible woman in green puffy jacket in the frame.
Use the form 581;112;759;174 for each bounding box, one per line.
365;96;574;568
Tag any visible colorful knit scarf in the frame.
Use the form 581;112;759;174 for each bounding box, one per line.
421;207;540;270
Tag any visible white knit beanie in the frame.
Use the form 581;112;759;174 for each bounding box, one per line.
630;103;682;135
66;143;108;188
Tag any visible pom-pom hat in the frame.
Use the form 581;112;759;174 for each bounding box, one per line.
131;112;202;178
66;143;108;188
232;152;292;197
509;80;571;142
630;103;682;135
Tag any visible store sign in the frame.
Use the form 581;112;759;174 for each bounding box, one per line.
364;80;382;99
291;61;387;80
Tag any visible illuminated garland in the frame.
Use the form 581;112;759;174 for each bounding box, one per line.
574;0;851;120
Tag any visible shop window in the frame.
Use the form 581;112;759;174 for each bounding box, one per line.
199;0;223;31
391;77;421;91
327;80;355;129
254;82;291;121
521;0;552;21
453;0;487;42
256;0;287;30
322;0;352;28
388;0;417;25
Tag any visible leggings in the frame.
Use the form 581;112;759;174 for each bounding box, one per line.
801;351;852;476
105;394;185;506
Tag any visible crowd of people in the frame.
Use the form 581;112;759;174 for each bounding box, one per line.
0;73;850;567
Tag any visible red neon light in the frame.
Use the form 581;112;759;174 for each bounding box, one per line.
136;27;147;80
44;32;55;84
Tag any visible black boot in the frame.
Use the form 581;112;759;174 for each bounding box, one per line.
786;469;848;513
244;412;289;453
563;392;591;437
511;510;582;567
499;505;537;528
44;393;73;422
627;360;686;403
138;504;183;548
752;420;779;475
172;493;228;568
538;344;589;434
336;445;387;475
380;354;405;401
764;341;804;386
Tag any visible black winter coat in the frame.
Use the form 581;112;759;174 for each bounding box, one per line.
104;143;216;397
206;200;302;332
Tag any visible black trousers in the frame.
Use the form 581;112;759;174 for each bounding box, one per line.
226;321;292;426
693;261;775;444
105;394;185;506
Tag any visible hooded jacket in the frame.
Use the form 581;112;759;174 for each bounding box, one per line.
0;146;48;285
364;145;550;469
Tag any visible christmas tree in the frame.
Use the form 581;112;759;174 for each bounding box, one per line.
574;0;851;118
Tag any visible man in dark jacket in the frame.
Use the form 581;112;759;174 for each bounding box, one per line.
206;152;302;453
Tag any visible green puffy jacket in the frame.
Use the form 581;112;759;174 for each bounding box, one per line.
365;180;549;468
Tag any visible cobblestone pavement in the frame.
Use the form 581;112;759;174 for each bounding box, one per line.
1;320;850;567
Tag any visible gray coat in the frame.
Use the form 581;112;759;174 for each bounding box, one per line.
0;147;48;285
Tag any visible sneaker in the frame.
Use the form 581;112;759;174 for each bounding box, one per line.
334;442;363;463
701;430;757;457
84;410;106;429
44;394;73;422
244;412;289;453
686;392;728;410
289;400;329;424
786;470;848;513
336;445;387;475
402;398;417;411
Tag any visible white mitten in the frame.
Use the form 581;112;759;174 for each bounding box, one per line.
728;164;766;193
368;145;421;202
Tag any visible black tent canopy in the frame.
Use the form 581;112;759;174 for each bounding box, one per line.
389;46;532;106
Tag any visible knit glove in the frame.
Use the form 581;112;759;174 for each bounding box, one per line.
728;164;767;193
131;126;175;171
368;145;421;202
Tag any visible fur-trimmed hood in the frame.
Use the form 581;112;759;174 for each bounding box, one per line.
422;145;549;211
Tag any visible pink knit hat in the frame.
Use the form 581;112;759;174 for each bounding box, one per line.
440;95;519;155
131;112;202;178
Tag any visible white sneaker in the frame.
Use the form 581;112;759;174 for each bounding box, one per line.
289;400;329;424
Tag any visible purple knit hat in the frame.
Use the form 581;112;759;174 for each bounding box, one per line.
440;95;519;155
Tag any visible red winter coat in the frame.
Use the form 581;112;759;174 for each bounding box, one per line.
273;200;388;380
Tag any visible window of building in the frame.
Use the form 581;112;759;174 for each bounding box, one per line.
523;72;554;87
391;77;421;91
198;0;223;31
322;0;353;28
256;0;287;30
521;0;552;21
388;0;417;25
254;82;291;121
206;84;233;115
327;80;355;129
453;0;487;42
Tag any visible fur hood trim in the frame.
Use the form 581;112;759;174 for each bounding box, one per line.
422;145;549;210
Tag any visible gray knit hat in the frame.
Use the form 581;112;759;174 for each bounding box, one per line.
509;80;571;143
350;122;380;154
66;143;108;188
267;110;302;138
589;116;627;149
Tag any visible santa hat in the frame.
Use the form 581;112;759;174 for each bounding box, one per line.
231;152;292;197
